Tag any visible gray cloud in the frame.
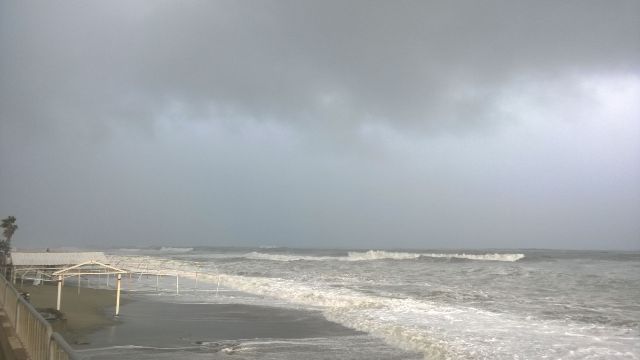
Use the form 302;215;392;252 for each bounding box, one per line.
2;0;638;135
1;1;639;250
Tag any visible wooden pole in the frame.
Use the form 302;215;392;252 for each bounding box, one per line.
77;274;81;295
176;275;179;295
156;274;159;292
56;275;62;311
115;274;121;316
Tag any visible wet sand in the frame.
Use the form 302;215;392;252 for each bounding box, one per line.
74;297;422;360
17;282;129;344
14;284;420;359
16;283;363;348
80;298;361;349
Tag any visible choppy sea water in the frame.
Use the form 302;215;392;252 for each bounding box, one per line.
100;248;639;359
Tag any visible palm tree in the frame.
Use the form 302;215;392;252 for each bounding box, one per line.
1;216;18;257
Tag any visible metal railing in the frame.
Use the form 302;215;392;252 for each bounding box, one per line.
0;273;78;360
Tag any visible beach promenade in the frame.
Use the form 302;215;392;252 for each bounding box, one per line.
0;274;76;360
0;307;29;360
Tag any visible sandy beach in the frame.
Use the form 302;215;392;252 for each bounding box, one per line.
11;281;420;359
16;282;128;344
74;295;420;360
17;282;360;347
81;300;360;347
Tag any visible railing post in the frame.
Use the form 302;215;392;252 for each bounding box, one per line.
2;279;7;306
115;274;121;316
15;297;20;333
56;275;62;311
1;273;78;360
47;326;54;360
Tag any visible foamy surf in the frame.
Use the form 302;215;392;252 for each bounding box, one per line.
116;247;195;253
243;250;524;262
243;252;338;262
418;252;525;262
109;254;639;359
159;247;194;252
78;336;422;360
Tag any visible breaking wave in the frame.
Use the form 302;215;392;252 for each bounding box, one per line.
110;255;628;359
346;250;422;261
117;248;142;252
243;252;337;262
159;247;194;253
419;252;525;262
243;250;524;262
115;247;195;253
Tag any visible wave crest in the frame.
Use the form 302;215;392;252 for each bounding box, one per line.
159;247;194;252
420;253;525;262
244;250;524;262
243;252;334;262
347;250;422;261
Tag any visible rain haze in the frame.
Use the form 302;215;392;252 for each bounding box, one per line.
1;0;639;250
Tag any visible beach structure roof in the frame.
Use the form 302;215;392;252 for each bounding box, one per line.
53;260;126;277
6;251;128;316
10;252;108;266
50;261;127;315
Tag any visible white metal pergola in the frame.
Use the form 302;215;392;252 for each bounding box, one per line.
52;261;128;316
9;252;110;285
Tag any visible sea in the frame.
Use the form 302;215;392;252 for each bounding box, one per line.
82;247;640;359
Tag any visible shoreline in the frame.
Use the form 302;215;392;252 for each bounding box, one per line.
16;281;362;348
75;294;422;359
16;283;131;344
81;298;362;348
15;282;423;359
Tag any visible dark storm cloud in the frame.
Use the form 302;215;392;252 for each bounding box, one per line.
1;0;638;136
1;1;639;250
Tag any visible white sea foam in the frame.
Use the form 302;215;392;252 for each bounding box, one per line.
159;247;194;252
80;336;422;359
199;273;639;359
419;252;525;262
75;345;202;352
110;255;637;359
346;250;422;261
115;247;195;254
243;250;524;262
243;252;337;262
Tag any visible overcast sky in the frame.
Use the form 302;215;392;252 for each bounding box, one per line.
1;0;639;250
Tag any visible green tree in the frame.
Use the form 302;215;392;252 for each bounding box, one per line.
1;216;18;257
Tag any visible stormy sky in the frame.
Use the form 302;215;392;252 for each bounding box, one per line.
1;1;639;250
